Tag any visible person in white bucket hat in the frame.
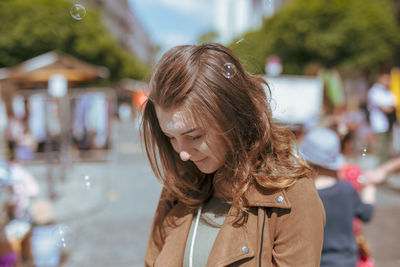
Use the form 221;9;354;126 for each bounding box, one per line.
300;127;376;267
299;127;345;170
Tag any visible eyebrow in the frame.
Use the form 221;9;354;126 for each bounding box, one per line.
181;128;199;135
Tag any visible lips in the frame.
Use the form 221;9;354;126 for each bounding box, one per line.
193;157;207;164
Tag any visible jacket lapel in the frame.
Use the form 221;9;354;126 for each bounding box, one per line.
207;209;255;267
207;186;291;266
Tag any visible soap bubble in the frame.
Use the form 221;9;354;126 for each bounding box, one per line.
70;4;86;20
361;147;368;158
51;224;72;248
222;63;236;79
80;174;96;190
232;36;250;51
235;38;245;45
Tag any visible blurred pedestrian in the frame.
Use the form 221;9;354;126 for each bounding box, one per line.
367;73;397;163
141;43;325;267
299;127;376;267
6;115;25;161
364;156;400;185
319;68;345;116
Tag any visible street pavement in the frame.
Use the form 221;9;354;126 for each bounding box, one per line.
363;177;400;267
22;120;400;267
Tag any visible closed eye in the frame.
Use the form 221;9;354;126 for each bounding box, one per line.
192;135;202;140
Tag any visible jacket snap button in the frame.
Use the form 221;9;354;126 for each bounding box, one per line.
276;195;284;203
242;246;249;254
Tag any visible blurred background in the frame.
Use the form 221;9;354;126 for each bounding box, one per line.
0;0;399;266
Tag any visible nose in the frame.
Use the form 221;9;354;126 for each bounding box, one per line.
174;139;193;161
180;151;191;161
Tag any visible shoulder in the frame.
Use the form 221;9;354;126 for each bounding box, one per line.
271;177;325;256
247;177;321;209
369;83;383;92
151;192;192;231
285;177;321;204
282;177;325;223
368;84;385;98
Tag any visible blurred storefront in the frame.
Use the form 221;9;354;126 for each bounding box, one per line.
0;51;116;163
0;51;119;266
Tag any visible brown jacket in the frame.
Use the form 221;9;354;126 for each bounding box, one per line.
145;177;325;267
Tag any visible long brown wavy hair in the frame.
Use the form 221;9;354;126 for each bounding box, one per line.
141;43;313;216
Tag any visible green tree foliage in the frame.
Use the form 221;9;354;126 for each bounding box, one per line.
230;0;400;75
0;0;150;81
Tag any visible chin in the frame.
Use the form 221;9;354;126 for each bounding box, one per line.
196;164;221;174
194;158;224;174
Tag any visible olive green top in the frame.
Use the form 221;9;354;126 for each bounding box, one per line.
183;197;231;267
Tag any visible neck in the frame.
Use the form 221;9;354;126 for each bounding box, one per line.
312;165;338;190
315;175;337;189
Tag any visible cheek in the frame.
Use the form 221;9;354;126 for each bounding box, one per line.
200;139;226;161
170;140;179;152
212;139;228;162
197;142;210;154
214;147;227;163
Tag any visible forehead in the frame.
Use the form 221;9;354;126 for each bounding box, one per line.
156;105;199;134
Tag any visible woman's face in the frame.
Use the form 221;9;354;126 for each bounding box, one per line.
156;105;227;174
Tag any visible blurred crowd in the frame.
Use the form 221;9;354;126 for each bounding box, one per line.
313;68;399;164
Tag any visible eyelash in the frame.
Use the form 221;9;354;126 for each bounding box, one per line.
166;135;202;141
192;135;202;140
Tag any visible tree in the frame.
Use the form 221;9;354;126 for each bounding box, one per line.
0;0;150;81
230;0;400;76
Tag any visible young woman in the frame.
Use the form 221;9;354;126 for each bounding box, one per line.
141;43;325;267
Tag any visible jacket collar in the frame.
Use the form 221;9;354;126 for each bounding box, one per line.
152;184;291;267
207;183;292;266
244;184;291;209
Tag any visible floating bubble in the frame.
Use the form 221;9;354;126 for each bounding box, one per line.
235;38;245;45
361;147;368;158
222;63;236;79
51;224;72;248
80;174;95;190
232;37;250;50
70;4;86;20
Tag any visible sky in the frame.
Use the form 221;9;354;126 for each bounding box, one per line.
129;0;215;55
